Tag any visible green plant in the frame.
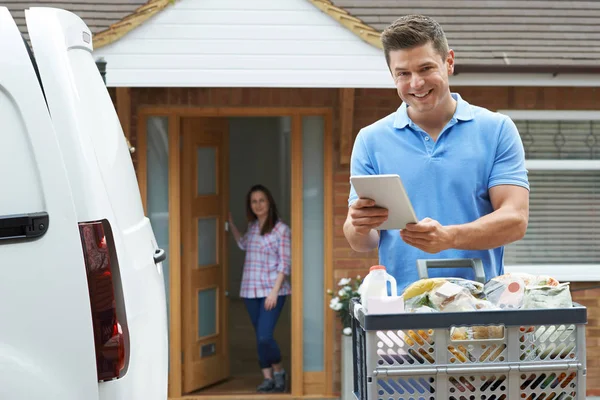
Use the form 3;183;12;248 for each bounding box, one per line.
327;275;363;336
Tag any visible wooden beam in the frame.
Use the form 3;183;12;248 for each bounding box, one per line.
168;115;182;399
323;111;335;396
291;114;304;396
308;0;383;49
303;371;326;395
339;88;355;166
116;87;132;140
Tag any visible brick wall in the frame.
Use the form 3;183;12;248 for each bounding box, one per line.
125;86;600;395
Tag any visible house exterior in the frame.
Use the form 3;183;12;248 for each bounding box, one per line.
7;0;600;398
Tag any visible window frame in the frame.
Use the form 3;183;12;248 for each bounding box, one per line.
498;109;600;281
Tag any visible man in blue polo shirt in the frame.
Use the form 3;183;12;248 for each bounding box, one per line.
345;15;530;291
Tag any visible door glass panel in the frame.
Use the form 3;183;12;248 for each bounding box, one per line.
198;287;217;338
302;115;325;371
197;147;217;195
198;217;217;266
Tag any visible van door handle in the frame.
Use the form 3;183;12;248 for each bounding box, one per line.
153;248;167;264
0;212;49;241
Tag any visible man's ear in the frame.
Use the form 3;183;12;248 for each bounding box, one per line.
446;49;455;75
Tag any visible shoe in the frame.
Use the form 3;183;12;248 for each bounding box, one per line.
273;370;286;392
257;378;275;393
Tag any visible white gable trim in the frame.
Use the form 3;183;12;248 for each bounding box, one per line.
93;0;599;88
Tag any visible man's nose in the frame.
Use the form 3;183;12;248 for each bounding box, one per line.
411;74;424;89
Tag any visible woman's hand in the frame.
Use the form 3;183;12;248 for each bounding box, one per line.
264;291;278;311
228;212;243;244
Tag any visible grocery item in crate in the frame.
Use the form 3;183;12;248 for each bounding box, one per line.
483;274;526;309
484;272;570;310
358;265;402;314
403;277;484;299
403;277;494;313
450;325;505;341
522;282;572;309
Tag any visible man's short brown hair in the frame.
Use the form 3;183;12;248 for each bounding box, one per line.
381;15;449;67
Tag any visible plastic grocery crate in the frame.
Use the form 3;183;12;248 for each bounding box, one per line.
351;259;587;400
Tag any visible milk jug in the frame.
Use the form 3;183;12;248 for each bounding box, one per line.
360;265;398;313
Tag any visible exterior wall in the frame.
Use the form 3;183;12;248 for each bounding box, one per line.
93;0;386;88
125;86;600;396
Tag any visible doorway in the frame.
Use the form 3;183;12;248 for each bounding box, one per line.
184;116;292;396
139;106;334;399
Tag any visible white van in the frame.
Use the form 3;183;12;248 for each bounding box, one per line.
0;6;168;400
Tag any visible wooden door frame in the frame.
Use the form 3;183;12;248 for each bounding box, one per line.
137;106;334;399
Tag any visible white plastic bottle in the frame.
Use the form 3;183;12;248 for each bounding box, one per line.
360;265;398;313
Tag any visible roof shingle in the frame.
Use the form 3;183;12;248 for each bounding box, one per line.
328;0;600;72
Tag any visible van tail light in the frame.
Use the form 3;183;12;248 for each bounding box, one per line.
79;220;129;381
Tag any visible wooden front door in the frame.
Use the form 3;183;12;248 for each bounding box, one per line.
181;117;229;394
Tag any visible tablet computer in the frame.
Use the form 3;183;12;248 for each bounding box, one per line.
350;174;418;230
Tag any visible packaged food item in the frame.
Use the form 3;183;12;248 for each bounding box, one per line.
484;275;526;309
429;282;472;311
502;272;559;287
404;292;434;313
402;278;446;300
450;325;505;341
522;282;572;309
404;278;495;313
359;265;398;313
446;277;485;298
472;325;505;340
484;273;563;309
429;282;497;312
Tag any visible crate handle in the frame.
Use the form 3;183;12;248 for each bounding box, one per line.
416;258;486;284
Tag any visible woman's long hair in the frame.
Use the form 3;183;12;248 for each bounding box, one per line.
246;184;280;235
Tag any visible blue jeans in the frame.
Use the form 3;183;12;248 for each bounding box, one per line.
243;296;286;369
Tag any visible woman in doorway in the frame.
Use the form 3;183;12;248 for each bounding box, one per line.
228;184;291;393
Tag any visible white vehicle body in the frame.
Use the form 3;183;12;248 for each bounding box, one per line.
0;7;168;400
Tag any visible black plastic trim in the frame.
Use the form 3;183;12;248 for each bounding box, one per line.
0;212;49;240
153;248;166;264
21;35;47;106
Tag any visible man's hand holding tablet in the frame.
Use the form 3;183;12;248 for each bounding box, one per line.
350;174;418;231
346;174;457;254
347;198;389;235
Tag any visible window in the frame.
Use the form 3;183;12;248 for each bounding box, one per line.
499;111;600;281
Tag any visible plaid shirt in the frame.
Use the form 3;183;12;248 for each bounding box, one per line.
237;220;291;298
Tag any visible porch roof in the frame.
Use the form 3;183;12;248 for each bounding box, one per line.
4;0;171;49
314;0;600;73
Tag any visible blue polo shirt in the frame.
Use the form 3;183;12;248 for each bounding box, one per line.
349;93;529;291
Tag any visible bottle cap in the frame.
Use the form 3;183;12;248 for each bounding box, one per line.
370;265;386;271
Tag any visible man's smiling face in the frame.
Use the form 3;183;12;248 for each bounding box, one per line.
388;41;455;116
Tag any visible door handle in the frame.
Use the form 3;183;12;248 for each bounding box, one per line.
0;212;49;241
153;248;167;264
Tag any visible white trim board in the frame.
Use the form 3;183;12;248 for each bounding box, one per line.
450;73;600;88
499;110;600;120
505;265;600;282
524;160;600;170
96;69;600;89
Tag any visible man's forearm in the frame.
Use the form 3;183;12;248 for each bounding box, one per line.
448;207;528;250
343;217;379;252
